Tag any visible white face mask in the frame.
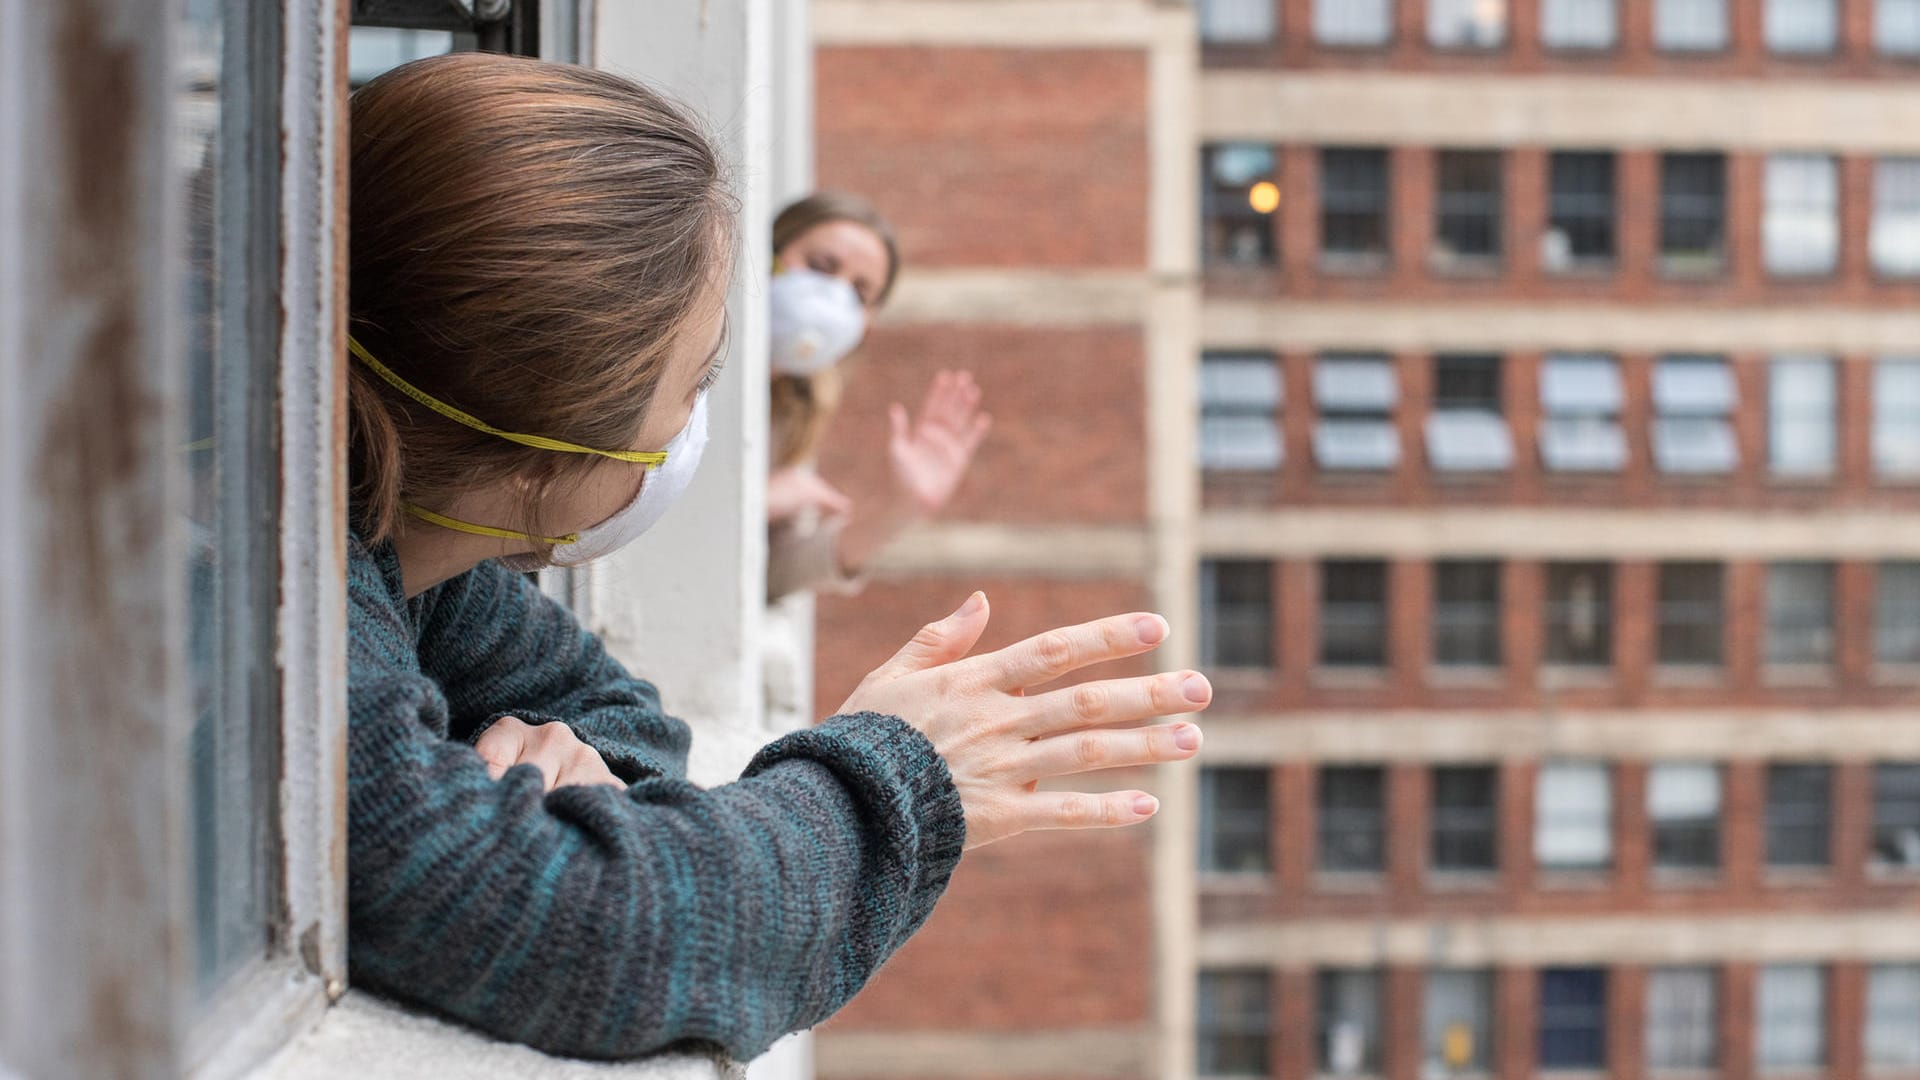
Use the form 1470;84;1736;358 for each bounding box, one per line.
500;391;710;572
768;268;866;376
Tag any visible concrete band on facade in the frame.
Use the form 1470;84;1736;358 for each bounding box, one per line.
1202;70;1920;153
814;0;1164;47
1199;911;1920;968
1198;508;1920;559
1202;710;1920;763
813;1028;1151;1079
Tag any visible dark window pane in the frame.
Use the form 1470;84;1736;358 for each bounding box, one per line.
1660;153;1727;275
1877;562;1920;665
1548;151;1617;269
1202;560;1274;669
1546;562;1613;667
1767;561;1834;666
1319;766;1387;873
1540;968;1609;1070
1198;970;1272;1075
1321;560;1388;667
1203;143;1279;267
1767;763;1833;868
1201;767;1273;875
1657;562;1724;667
1649;763;1722;872
1432;766;1500;872
1435;150;1503;268
1434;561;1502;667
1434;355;1503;411
1321;148;1391;264
1872;763;1920;870
1316;970;1385;1074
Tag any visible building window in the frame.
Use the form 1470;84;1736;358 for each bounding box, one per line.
1316;970;1384;1075
1871;762;1920;871
1649;762;1722;872
1321;148;1391;269
1545;151;1616;271
1536;762;1613;872
1646;967;1719;1070
1319;765;1387;874
1315;0;1393;45
1431;765;1500;873
1200;767;1272;875
1874;361;1920;478
1764;154;1839;276
1433;561;1502;668
1756;965;1827;1070
1429;0;1508;47
1539;968;1609;1071
1545;562;1613;668
1867;965;1920;1069
1873;158;1920;277
1434;150;1504;271
1321;560;1389;668
1877;562;1920;665
1879;0;1920;56
1653;356;1737;475
1540;354;1627;473
1201;353;1283;472
1654;0;1730;50
1765;0;1839;53
1769;357;1837;477
1198;970;1271;1076
1200;561;1274;670
1314;354;1400;471
1203;144;1279;267
1198;0;1277;44
1659;153;1727;275
1766;561;1834;667
1428;354;1511;473
1542;0;1617;48
1424;970;1496;1076
1766;763;1833;869
1657;562;1724;668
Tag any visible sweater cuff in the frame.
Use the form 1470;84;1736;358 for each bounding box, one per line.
745;712;967;926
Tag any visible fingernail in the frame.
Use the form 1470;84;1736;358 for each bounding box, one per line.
1182;673;1211;704
1132;795;1159;817
960;591;985;616
1135;615;1166;645
1174;724;1201;751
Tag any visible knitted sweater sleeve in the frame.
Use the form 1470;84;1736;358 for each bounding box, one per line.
415;559;692;783
348;554;967;1060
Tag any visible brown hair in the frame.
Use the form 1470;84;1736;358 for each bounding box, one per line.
768;191;901;468
347;52;736;549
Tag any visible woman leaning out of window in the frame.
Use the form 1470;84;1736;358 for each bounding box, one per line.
764;192;991;601
343;53;1211;1061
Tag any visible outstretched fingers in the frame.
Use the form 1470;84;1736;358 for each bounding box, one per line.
872;591;992;678
1017;789;1162;833
1014;670;1212;739
966;612;1171;692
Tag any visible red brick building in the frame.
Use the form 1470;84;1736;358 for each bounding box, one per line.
807;1;1920;1078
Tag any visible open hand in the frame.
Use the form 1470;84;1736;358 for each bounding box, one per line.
768;465;854;525
475;716;626;792
887;370;991;517
840;592;1209;850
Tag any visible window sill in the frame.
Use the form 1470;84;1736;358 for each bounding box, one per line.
253;992;737;1080
1762;664;1836;689
1538;666;1613;690
1427;666;1506;689
1874;664;1920;686
1427;870;1500;891
1650;868;1722;890
1315;871;1387;893
1535;870;1613;890
1199;871;1275;892
1763;867;1834;888
1866;863;1920;881
1313;667;1391;689
1653;665;1727;689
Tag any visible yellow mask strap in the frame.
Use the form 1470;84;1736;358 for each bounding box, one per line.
402;502;579;547
348;335;667;466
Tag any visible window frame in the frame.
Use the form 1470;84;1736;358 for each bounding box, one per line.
1203;143;1280;269
1763;154;1840;278
1658;152;1727;277
1433;150;1504;273
1318;765;1389;875
1433;560;1503;669
1545;151;1618;273
1765;561;1835;669
1200;560;1277;671
1315;968;1385;1075
1645;966;1720;1070
1544;561;1615;669
1769;356;1838;479
1765;763;1835;870
1200;351;1284;474
1755;964;1828;1070
0;0;349;1074
1198;969;1273;1077
1319;147;1392;272
1870;762;1920;873
1655;562;1725;669
1200;766;1274;877
1648;762;1723;874
1538;967;1609;1071
1430;765;1501;874
1535;762;1615;874
1319;559;1390;669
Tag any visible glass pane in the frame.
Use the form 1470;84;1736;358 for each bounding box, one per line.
1875;361;1920;476
1321;150;1392;261
347;25;459;86
1199;971;1272;1075
1765;0;1839;53
1880;0;1920;55
1765;155;1839;276
1536;762;1612;870
1871;762;1920;869
1430;0;1508;47
1767;562;1834;666
1654;357;1734;414
1873;159;1920;276
1770;358;1837;476
1649;763;1721;871
1321;561;1388;668
1315;0;1393;45
1319;766;1387;873
1542;355;1623;414
1756;965;1826;1069
1433;562;1502;667
1316;970;1384;1074
1203;144;1279;267
1201;768;1273;874
1647;968;1718;1069
1655;0;1730;50
1202;561;1275;669
1432;766;1500;872
1876;563;1920;665
1767;764;1833;867
1424;970;1496;1073
1539;968;1608;1069
1542;0;1618;48
1200;0;1278;43
179;0;279;997
1434;152;1504;266
1546;563;1613;666
1660;153;1727;270
1867;965;1920;1067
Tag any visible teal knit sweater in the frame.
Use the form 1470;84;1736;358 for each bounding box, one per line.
346;533;966;1060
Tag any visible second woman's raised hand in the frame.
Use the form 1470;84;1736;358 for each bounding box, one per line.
838;592;1210;850
886;370;991;517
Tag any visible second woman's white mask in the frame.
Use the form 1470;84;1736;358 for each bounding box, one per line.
768;268;866;376
499;391;711;572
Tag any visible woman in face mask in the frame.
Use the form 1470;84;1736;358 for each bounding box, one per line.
344;54;1210;1063
764;193;990;600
